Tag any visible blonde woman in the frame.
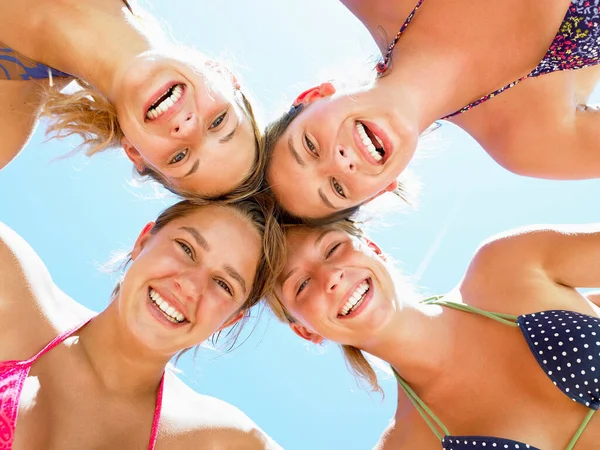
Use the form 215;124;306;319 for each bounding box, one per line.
0;0;262;200
265;0;600;220
268;221;600;449
0;195;284;449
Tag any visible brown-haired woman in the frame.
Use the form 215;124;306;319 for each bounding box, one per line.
264;0;600;220
0;0;264;201
0;195;284;449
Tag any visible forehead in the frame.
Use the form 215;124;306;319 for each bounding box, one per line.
164;205;259;243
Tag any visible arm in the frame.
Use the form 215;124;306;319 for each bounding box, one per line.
470;224;600;289
586;290;600;307
0;80;44;170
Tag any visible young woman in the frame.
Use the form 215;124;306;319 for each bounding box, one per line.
265;0;600;219
0;196;284;449
0;0;262;200
268;221;600;449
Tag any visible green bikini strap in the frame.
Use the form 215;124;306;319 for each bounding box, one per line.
422;296;519;327
566;408;596;450
392;366;450;441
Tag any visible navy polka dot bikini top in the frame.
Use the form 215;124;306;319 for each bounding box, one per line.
392;298;599;450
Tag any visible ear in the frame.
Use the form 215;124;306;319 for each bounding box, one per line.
371;179;399;201
205;60;240;89
219;309;245;330
289;322;324;344
363;238;386;261
131;222;155;260
293;82;336;107
121;136;146;173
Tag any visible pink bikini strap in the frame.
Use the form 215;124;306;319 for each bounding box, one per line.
148;373;165;450
26;318;93;363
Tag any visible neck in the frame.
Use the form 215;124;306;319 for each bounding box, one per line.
76;302;169;395
39;2;156;101
372;53;467;133
361;301;452;389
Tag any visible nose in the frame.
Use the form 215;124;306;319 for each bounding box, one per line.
325;267;345;293
332;145;357;174
170;112;197;139
172;268;207;303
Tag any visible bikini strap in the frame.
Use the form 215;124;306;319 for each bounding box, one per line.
422;296;519;327
148;373;165;450
440;74;529;119
566;409;596;450
376;0;425;75
26;318;93;364
391;366;450;440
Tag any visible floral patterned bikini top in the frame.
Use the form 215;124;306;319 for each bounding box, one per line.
378;0;600;119
392;297;599;450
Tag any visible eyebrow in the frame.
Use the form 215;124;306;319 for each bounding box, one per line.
183;159;200;178
219;121;239;144
179;227;210;251
280;229;335;287
288;136;306;167
318;188;338;210
225;264;247;295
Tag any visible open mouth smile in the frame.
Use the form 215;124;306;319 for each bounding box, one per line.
337;278;371;318
145;83;185;121
148;287;188;324
355;122;385;163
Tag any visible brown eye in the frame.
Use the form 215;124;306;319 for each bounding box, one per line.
305;135;318;155
332;179;345;198
177;241;194;259
297;278;310;296
326;243;342;258
215;278;233;296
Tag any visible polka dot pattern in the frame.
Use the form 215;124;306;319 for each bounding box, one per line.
442;436;538;450
518;310;600;410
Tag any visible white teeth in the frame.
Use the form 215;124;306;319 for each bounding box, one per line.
149;288;186;323
146;85;183;120
355;122;383;162
339;281;370;316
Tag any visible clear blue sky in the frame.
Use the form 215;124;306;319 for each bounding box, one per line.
1;1;599;449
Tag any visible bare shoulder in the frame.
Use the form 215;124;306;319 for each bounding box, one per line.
0;223;93;356
160;373;281;449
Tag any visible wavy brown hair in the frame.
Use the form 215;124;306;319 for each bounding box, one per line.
111;192;286;350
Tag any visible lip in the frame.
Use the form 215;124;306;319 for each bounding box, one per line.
336;277;373;319
148;286;190;323
143;81;188;124
353;120;394;166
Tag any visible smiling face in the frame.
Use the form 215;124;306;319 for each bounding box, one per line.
276;226;397;348
113;51;257;197
118;204;262;354
266;84;419;219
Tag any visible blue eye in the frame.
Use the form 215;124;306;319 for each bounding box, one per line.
170;149;188;164
216;278;233;296
210;112;227;129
